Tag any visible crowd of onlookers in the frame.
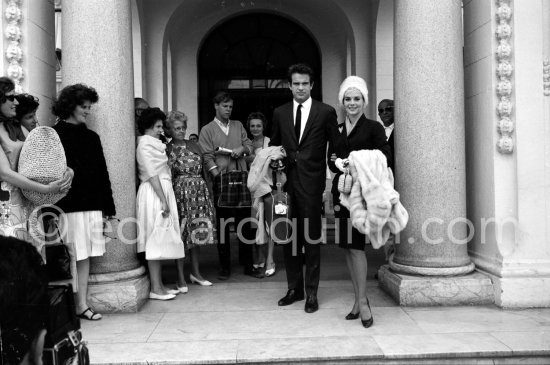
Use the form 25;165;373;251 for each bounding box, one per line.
0;62;398;363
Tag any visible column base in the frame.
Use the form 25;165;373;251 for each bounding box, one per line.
389;256;475;276
378;265;494;306
88;266;150;313
479;269;550;308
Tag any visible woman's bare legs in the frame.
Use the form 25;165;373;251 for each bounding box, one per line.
75;258;91;313
175;258;187;288
189;247;206;281
148;260;168;295
266;239;275;269
349;248;372;321
345;250;360;315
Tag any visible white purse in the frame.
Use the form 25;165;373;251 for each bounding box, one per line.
145;213;185;260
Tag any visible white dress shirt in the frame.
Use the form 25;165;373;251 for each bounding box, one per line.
384;123;394;139
214;117;230;136
293;97;312;142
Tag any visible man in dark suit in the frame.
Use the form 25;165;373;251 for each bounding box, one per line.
378;99;394;170
270;63;338;313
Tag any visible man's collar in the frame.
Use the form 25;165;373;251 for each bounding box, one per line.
385;123;394;131
214;117;229;125
293;97;312;108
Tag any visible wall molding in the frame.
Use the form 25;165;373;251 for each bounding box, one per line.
495;0;514;154
4;0;23;92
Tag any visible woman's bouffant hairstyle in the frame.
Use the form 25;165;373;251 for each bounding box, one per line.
0;236;48;365
166;110;188;130
52;83;99;120
0;77;15;104
15;94;39;121
137;107;166;135
246;112;268;131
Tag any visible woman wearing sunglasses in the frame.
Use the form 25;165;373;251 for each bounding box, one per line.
327;76;392;328
0;77;71;246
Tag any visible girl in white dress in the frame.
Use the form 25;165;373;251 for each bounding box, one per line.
136;107;184;300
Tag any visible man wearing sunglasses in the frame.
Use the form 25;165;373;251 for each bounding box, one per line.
378;99;394;170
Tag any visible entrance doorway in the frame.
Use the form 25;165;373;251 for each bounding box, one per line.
198;13;321;133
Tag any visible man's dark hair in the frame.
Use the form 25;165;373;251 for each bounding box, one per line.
287;63;314;83
52;83;99;120
0;236;48;365
378;99;394;106
213;91;232;105
137;107;166;134
15;94;40;121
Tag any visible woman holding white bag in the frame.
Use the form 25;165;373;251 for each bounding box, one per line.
136;107;184;301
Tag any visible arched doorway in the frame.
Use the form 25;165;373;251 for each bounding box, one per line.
198;13;322;132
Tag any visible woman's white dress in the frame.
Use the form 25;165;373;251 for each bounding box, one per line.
136;135;182;256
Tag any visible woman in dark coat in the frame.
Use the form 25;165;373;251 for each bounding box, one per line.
327;76;392;328
52;84;116;321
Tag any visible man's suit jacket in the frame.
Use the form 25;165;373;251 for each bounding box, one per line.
387;128;394;171
270;99;338;197
327;114;392;195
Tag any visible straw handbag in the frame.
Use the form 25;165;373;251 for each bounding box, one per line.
18;126;67;206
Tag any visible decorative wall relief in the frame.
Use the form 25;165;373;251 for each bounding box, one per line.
4;0;23;92
495;0;514;154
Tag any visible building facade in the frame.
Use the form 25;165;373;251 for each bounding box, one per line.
4;0;549;309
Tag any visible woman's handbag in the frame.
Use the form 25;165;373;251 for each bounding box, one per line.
264;170;292;244
44;218;77;285
145;213;185;260
338;168;353;194
216;160;252;208
46;243;72;282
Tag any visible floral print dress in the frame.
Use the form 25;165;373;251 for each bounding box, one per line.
168;143;217;248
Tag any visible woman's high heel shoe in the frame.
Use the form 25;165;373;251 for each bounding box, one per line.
265;262;276;277
190;274;213;286
361;298;374;328
345;311;360;320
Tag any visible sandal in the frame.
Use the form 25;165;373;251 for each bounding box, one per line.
77;307;102;321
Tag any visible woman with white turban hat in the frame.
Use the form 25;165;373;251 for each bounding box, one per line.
327;75;392;328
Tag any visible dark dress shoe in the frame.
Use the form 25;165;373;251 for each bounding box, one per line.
278;289;304;306
304;295;319;313
345;311;360;320
246;267;265;279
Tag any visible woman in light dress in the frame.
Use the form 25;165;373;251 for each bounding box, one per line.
136;107;184;300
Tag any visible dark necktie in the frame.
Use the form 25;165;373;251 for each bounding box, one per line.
295;104;302;141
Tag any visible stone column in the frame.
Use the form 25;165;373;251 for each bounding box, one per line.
62;0;148;312
378;0;493;306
